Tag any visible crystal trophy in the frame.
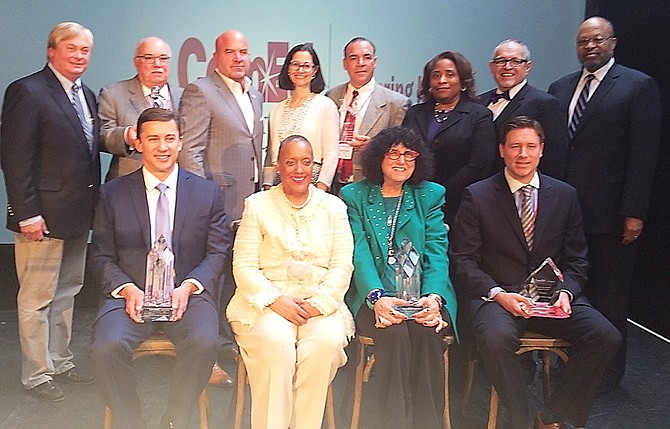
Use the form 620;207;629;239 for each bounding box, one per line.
141;236;175;322
520;257;570;318
394;237;424;319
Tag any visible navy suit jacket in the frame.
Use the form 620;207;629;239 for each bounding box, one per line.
548;64;661;234
402;97;497;224
89;168;231;318
1;65;100;239
479;83;568;180
449;173;589;317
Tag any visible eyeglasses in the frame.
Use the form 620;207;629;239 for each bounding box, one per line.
135;54;171;64
288;61;316;72
490;58;529;68
385;149;420;162
576;36;614;47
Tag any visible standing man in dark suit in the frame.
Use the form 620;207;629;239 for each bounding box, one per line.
99;37;183;180
326;37;410;192
548;16;661;391
480;39;568;179
0;22;99;401
450;117;620;429
90;108;231;429
179;29;263;384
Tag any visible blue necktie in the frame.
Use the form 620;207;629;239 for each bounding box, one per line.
71;83;94;153
568;74;595;139
155;183;171;248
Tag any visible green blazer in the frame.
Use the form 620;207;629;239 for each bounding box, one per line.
341;180;457;336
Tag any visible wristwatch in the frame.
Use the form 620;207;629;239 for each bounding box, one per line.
366;289;385;309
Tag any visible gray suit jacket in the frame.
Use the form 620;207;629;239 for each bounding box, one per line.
178;74;263;221
326;82;409;180
98;76;182;180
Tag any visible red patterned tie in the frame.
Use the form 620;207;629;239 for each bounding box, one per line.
337;90;359;184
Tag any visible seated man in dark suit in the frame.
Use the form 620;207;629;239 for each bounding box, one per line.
90;108;231;429
450;116;620;429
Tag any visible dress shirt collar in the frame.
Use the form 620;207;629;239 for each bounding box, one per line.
216;69;252;94
346;77;375;99
142;164;179;192
48;62;81;92
503;168;540;194
140;82;171;99
506;79;527;99
581;57;615;83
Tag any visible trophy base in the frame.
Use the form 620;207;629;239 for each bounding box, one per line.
394;304;424;320
141;307;174;322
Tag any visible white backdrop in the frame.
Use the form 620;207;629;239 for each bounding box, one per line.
0;0;585;242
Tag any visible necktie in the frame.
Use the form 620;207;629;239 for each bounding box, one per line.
336;90;359;184
150;86;162;108
71;83;94;152
488;90;510;105
520;185;535;251
568;74;595;139
155;183;172;249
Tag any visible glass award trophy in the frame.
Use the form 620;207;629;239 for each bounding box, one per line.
521;257;570;318
394;237;424;319
141;236;175;322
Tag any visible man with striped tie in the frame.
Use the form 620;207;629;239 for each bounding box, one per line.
450;116;620;429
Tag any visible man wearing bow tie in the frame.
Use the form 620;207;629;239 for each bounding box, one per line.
99;37;182;181
479;39;568;180
179;29;264;385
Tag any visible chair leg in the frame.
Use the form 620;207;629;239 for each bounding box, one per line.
541;350;552;401
104;406;112;429
325;383;336;429
443;346;451;429
234;357;247;429
350;340;366;429
460;359;477;414
198;389;209;429
487;386;498;429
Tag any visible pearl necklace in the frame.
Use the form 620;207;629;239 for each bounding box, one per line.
283;186;313;210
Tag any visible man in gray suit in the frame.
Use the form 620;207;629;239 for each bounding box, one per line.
98;37;182;181
179;29;263;385
326;37;409;192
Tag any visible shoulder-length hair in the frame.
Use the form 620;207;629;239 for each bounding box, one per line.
417;51;477;102
278;43;326;93
362;126;433;186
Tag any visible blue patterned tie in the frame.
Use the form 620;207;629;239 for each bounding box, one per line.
568;74;595;140
71;83;94;152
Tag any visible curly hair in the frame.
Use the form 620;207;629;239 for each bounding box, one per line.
417;51;477;102
277;43;326;93
361;127;433;186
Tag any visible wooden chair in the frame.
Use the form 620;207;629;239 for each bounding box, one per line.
103;332;210;429
232;354;336;429
350;334;456;429
461;332;571;429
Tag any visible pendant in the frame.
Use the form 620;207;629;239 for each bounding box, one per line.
388;256;396;265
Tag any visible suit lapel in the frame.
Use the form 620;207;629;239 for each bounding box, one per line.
172;168;194;258
359;84;387;136
212;73;252;134
365;185;392;259
129;171;152;250
493;175;529;252
128;77;148;114
533;176;553;254
495;84;529;126
573;66;619;137
44;67;87;145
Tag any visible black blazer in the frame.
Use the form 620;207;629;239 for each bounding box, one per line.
479;83;568;180
402;97;497;224
1;65;100;239
548;64;661;234
449;173;589;316
89;168;231;318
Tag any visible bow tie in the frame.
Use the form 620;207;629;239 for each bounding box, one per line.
489;90;510;105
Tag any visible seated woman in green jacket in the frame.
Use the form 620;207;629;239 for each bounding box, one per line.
340;126;457;429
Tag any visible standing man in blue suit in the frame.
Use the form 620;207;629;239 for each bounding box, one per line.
549;16;661;391
479;39;568;180
99;37;183;181
1;21;99;402
90;108;231;429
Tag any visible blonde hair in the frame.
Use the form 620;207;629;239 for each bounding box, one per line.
47;22;93;52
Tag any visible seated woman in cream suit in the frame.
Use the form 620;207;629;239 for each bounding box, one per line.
228;135;354;429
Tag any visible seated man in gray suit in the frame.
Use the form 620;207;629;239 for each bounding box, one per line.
98;37;182;181
179;29;264;384
326;37;409;192
90;108;231;429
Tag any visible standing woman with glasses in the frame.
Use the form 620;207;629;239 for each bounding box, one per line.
340;127;457;429
403;51;496;225
264;43;340;191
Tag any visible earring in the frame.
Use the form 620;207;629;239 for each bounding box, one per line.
460;87;467;92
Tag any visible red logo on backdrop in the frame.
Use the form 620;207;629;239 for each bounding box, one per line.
178;38;288;102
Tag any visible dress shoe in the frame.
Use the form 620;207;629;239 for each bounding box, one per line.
53;368;94;385
29;380;65;402
208;362;233;387
535;413;566;429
